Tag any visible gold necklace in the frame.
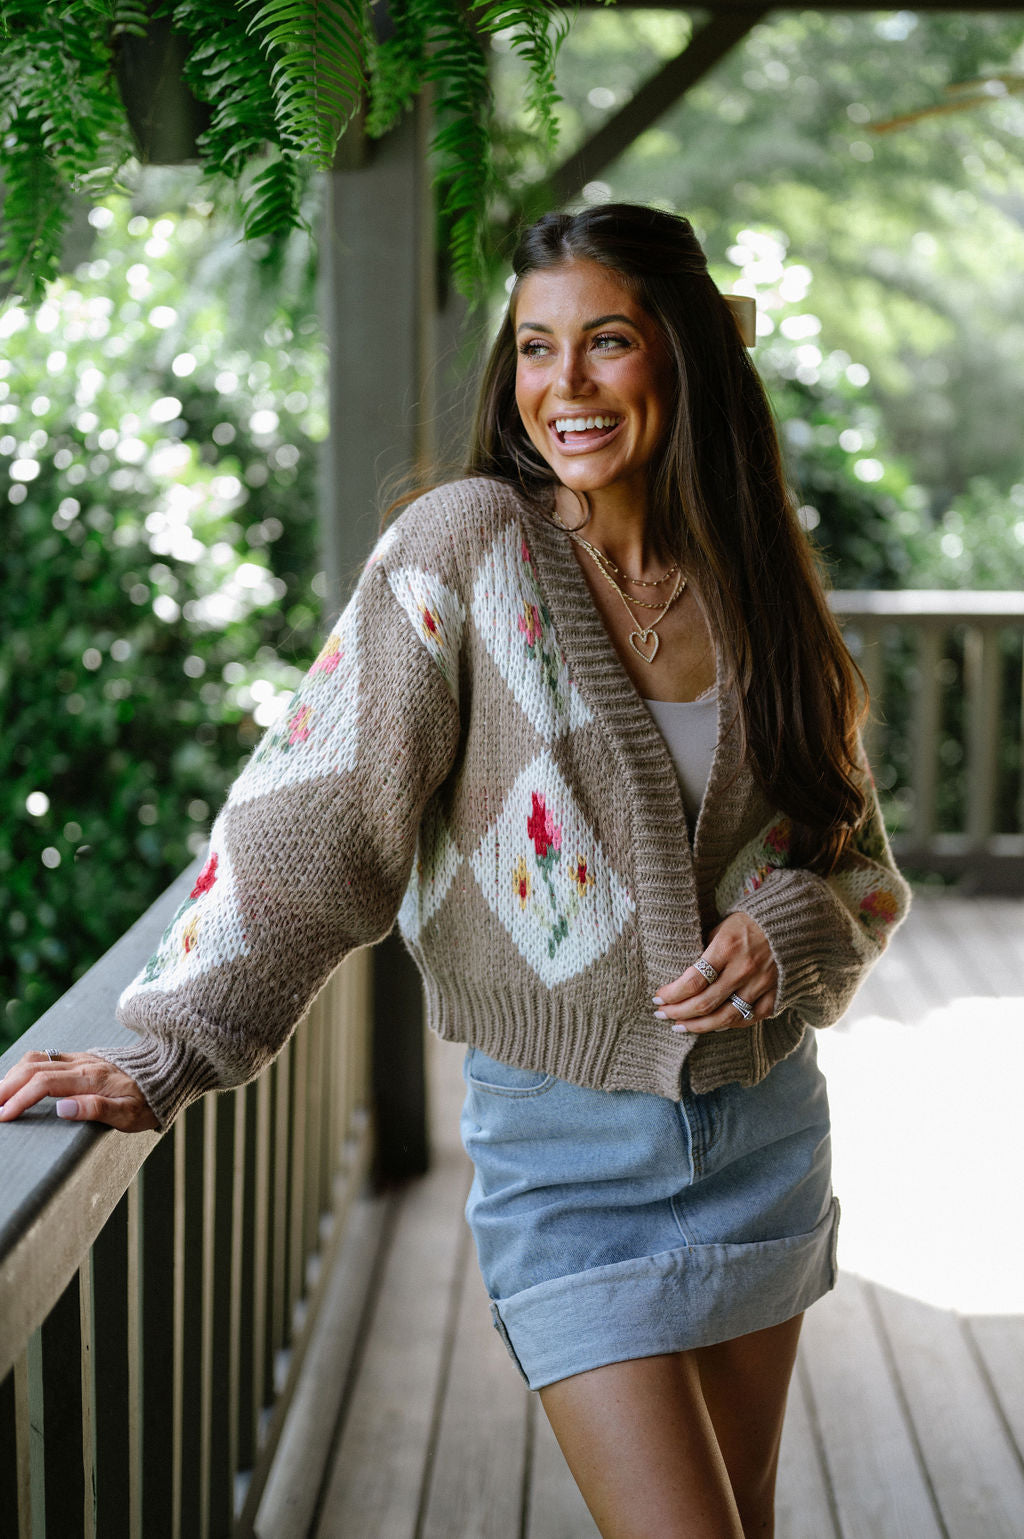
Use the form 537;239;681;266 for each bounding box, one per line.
578;542;679;609
569;532;686;663
572;533;679;589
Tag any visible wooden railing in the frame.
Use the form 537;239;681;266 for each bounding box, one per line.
832;591;1024;889
0;860;375;1539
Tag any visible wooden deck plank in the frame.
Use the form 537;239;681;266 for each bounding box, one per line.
871;1288;1024;1539
775;1353;839;1539
965;1315;1024;1460
799;1274;945;1539
419;1240;530;1539
313;1144;471;1539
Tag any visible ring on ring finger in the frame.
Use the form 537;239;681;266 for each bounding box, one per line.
728;994;754;1022
693;958;719;985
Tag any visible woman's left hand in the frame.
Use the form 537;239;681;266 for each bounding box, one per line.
653;912;778;1033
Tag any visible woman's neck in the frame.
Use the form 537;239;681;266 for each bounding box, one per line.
554;484;663;581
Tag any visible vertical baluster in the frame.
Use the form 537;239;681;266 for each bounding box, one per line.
911;625;943;852
30;1267;89;1533
137;1131;176;1539
90;1192;132;1539
250;1072;272;1457
2;1355;31;1536
270;1047;292;1374
856;617;885;768
235;1082;260;1483
965;625;1000;847
288;1020;310;1322
177;1102;206;1539
204;1093;238;1536
304;999;324;1263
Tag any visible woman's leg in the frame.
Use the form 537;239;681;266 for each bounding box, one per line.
539;1352;745;1539
537;1314;803;1539
693;1313;804;1539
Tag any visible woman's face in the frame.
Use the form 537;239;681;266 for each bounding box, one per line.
513;259;674;511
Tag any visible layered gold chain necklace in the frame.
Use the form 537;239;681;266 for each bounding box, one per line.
555;516;686;664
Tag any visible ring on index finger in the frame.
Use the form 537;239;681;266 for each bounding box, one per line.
693;958;719;986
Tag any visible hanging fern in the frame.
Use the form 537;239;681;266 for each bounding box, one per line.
0;0;572;306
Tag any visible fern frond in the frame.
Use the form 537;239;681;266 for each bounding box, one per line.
240;150;306;240
244;0;369;168
166;1;279;176
0;109;69;306
471;0;569;151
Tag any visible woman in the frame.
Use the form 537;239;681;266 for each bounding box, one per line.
0;204;909;1537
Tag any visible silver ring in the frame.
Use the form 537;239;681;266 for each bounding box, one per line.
693;958;719;985
728;994;754;1022
44;1048;62;1062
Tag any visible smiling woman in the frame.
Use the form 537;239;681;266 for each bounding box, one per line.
0;203;910;1539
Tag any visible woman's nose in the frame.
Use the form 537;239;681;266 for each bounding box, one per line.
556;347;594;399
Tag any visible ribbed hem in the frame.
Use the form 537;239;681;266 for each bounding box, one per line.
492;1197;840;1389
102;1028;225;1131
424;977;696;1101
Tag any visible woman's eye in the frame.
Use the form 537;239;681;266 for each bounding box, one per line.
593;333;629;351
518;339;549;357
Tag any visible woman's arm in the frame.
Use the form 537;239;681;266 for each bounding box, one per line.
2;546;462;1132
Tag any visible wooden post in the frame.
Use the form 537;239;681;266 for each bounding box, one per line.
320;101;436;1179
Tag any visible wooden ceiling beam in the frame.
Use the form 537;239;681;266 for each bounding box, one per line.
547;8;769;207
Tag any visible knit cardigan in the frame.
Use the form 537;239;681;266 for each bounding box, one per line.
111;477;910;1129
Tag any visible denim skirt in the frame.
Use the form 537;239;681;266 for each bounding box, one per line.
460;1028;839;1390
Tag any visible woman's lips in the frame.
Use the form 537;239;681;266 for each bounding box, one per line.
549;414;624;449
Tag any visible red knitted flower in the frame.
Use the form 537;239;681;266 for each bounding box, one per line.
527;792;562;859
190;852;218;899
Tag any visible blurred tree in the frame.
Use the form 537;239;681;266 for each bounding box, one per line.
1;186;327;1046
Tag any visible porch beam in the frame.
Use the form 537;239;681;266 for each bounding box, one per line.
546;9;770;209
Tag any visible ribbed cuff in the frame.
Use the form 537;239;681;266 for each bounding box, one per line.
100;1032;224;1131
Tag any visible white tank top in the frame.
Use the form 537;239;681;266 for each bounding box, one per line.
643;692;718;831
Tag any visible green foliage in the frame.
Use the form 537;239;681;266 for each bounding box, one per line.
1;189;326;1049
0;0;573;303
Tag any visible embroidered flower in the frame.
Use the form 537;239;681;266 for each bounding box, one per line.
765;821;791;855
570;853;595;897
419;603;442;643
190;852;218;900
310;635;342;675
182;914;199;954
859;888;900;931
288;704;313;746
518;603;543;650
521;538;532;564
527;792;562;861
512;855;532;909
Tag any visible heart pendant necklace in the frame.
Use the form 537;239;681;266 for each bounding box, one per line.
565;527;686;664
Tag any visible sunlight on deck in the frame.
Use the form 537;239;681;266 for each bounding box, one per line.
820;906;1024;1315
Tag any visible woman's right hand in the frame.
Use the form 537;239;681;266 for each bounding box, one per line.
0;1050;159;1132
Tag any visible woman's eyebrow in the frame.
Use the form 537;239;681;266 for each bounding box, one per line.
515;313;638;335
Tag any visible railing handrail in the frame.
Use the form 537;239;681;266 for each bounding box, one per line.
830;590;1024;621
0;861;200;1381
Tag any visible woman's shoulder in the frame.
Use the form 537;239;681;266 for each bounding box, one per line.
373;476;543;576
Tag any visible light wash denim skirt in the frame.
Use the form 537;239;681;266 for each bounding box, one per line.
461;1029;839;1390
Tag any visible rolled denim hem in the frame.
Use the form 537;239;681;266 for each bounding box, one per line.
491;1196;840;1390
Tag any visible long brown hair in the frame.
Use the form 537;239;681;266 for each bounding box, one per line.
468;203;867;873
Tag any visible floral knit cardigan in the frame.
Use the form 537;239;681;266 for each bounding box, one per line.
110;478;911;1129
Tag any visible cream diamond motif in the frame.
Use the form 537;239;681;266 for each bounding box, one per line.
230;585;363;806
471;524;592;742
399;803;463;944
470;751;635;986
387;565;465;697
122;838;250;999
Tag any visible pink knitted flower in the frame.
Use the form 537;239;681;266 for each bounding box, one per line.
527;793;561;859
190;852;219;899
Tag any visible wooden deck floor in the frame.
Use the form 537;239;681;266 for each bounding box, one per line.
255;892;1024;1539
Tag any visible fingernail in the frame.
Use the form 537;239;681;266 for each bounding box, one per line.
653;1010;667;1020
56;1099;79;1119
671;1024;689;1034
651;996;664;1006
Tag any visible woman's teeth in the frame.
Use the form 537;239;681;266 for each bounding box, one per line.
554;415;621;433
